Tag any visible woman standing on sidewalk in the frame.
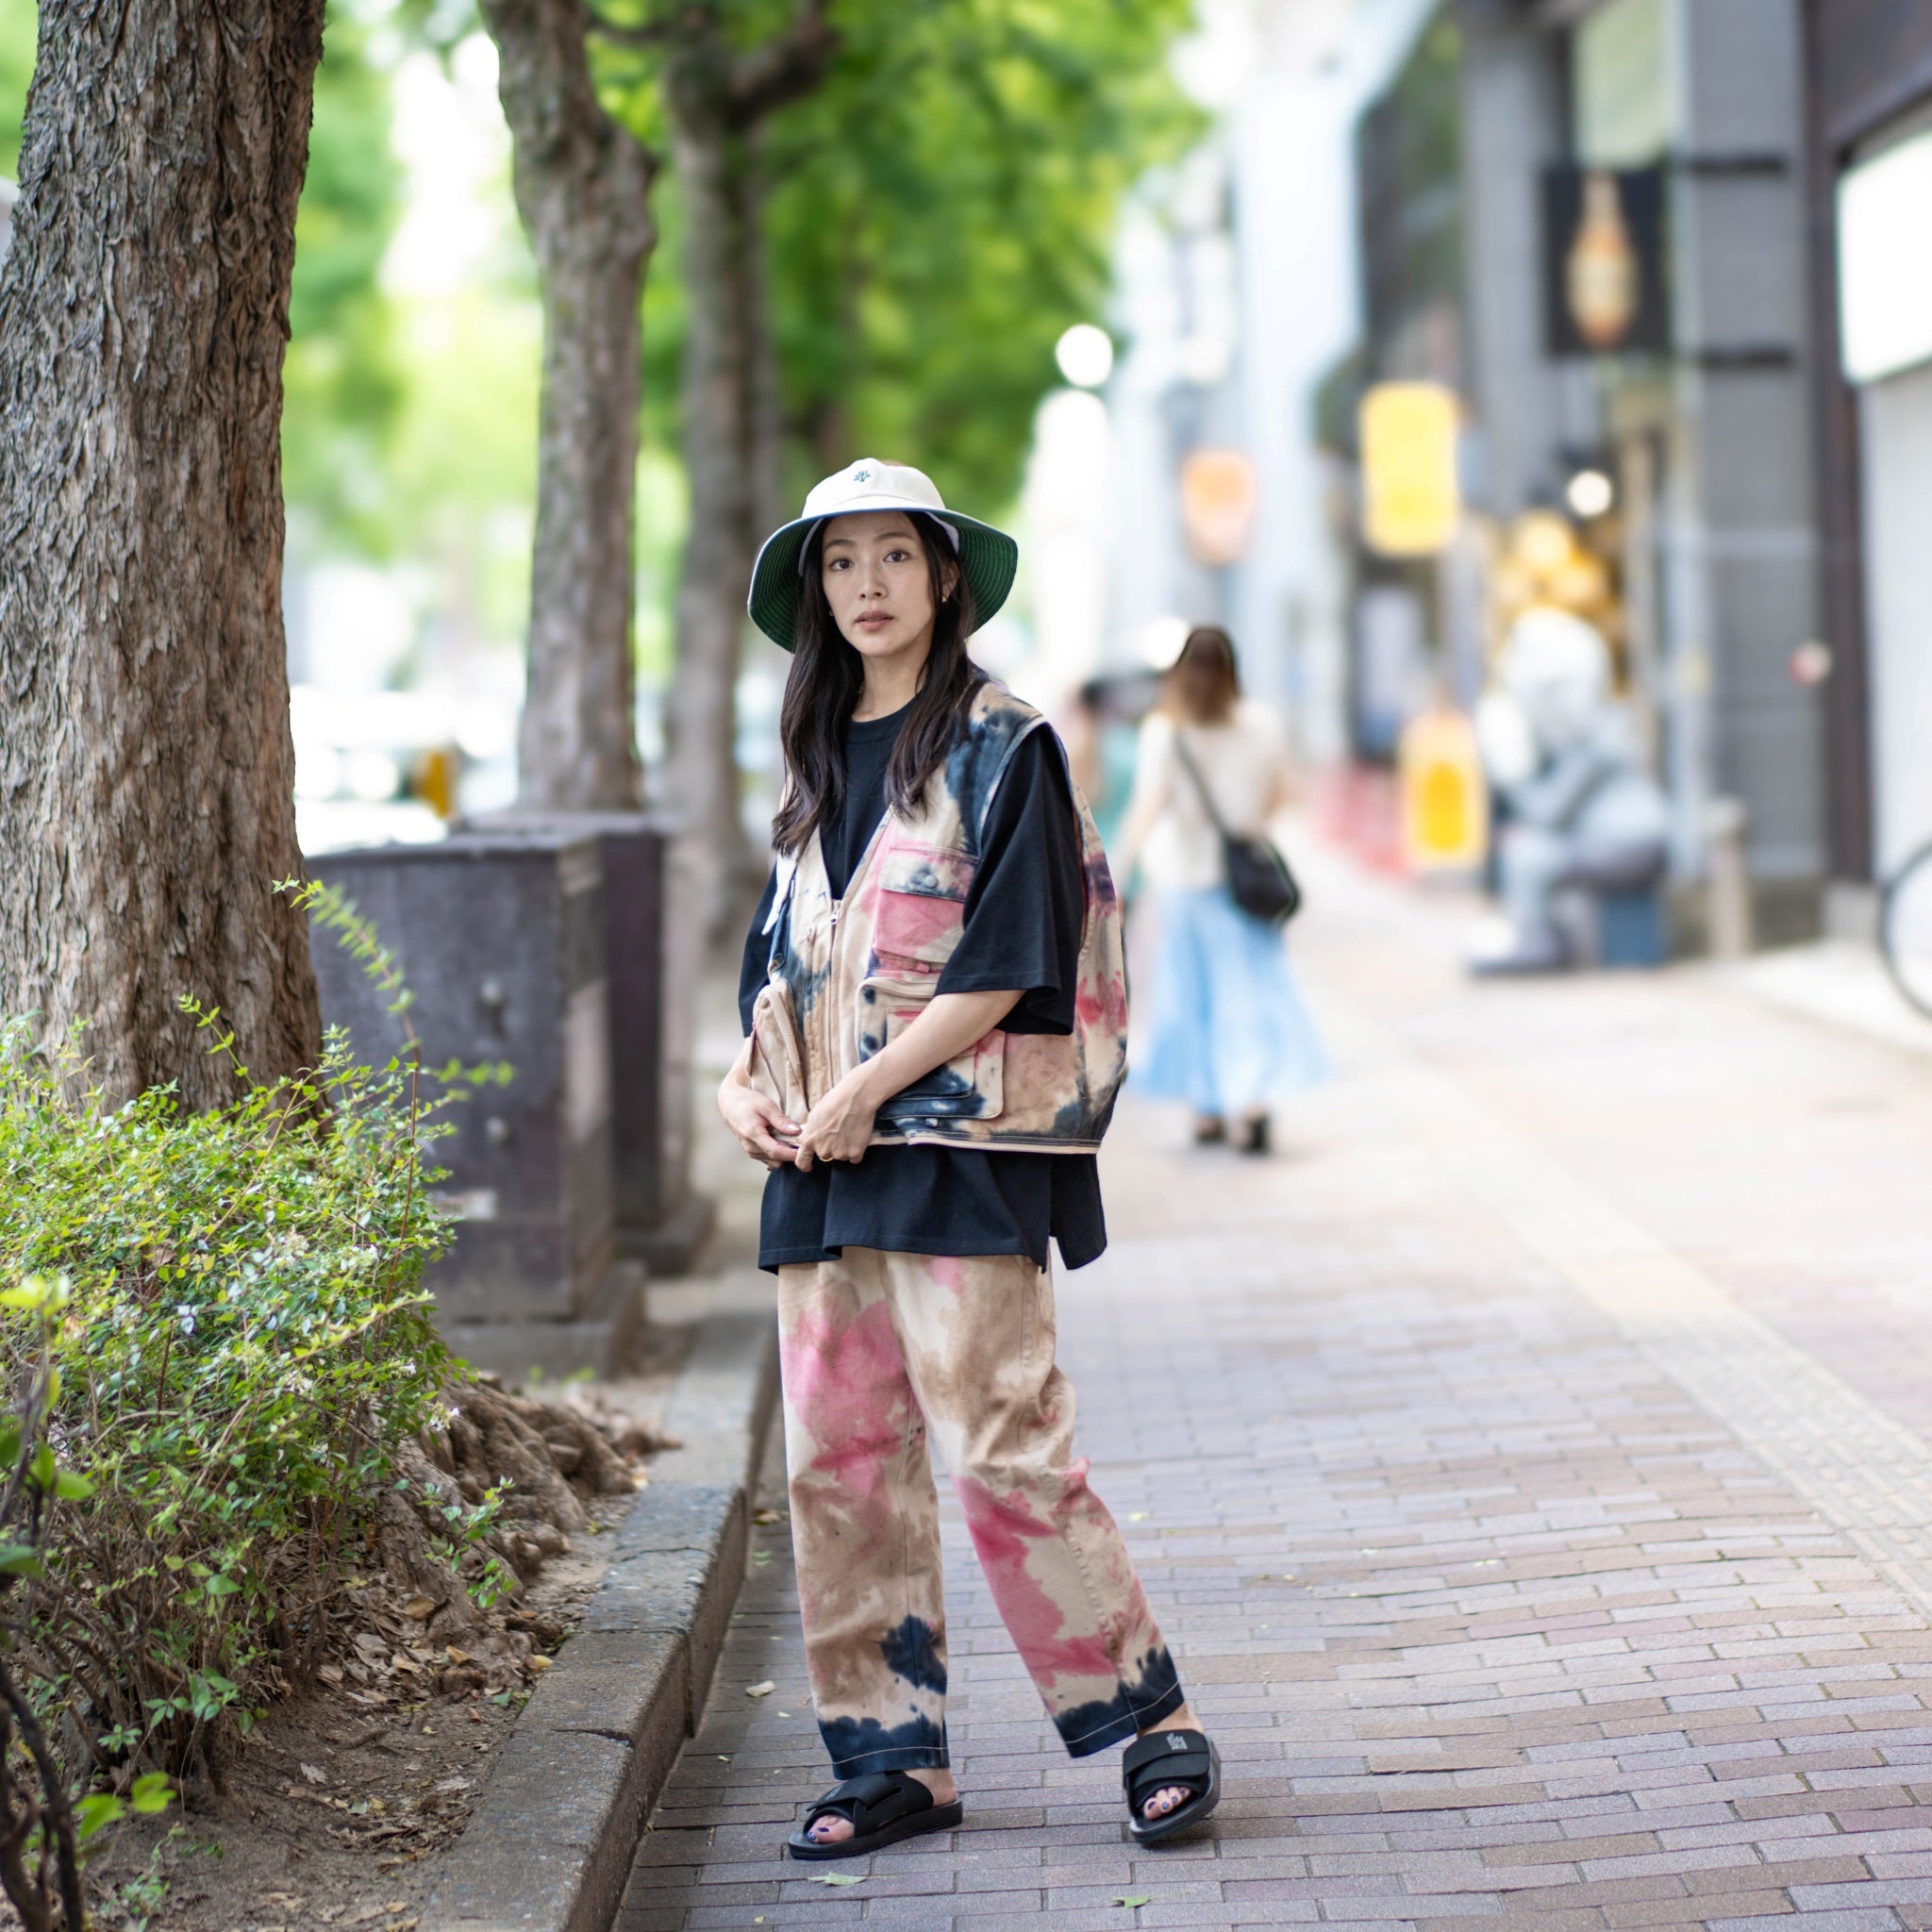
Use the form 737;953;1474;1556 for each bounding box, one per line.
718;459;1221;1860
1114;625;1329;1154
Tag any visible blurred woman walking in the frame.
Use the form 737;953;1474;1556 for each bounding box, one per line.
1115;625;1330;1155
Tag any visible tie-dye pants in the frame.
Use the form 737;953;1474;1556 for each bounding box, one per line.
776;1246;1185;1776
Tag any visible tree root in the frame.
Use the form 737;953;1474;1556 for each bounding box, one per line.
341;1374;675;1691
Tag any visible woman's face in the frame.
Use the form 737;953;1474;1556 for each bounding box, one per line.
819;511;957;671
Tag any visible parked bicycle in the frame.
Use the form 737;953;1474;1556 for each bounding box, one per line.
1882;840;1932;1019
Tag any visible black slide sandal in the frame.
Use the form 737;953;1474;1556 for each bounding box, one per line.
787;1770;963;1861
1123;1728;1222;1844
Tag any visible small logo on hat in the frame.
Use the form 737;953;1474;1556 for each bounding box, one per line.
1167;1733;1188;1752
853;466;872;482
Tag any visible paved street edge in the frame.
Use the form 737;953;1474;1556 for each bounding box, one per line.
420;1275;780;1932
1326;984;1932;1622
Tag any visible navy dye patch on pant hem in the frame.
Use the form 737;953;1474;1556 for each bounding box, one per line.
821;1710;950;1779
878;1613;948;1695
1053;1648;1187;1758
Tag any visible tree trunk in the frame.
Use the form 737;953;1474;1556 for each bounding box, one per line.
482;0;658;813
662;98;761;938
0;0;326;1109
742;139;789;551
658;4;834;940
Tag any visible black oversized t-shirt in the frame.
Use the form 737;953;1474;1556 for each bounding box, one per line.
738;702;1107;1274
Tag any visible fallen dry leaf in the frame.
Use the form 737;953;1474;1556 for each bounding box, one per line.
299;1763;328;1786
527;1654;553;1673
402;1593;439;1620
318;1663;344;1685
744;1680;775;1698
752;1507;785;1525
809;1874;861;1887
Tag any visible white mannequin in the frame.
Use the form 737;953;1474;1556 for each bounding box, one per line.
1472;609;1669;974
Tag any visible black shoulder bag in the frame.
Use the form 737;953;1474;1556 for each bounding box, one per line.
1170;729;1303;927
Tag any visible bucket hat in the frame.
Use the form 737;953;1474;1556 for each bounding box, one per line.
747;458;1019;651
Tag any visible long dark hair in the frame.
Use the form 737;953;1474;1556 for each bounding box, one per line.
771;511;982;857
1164;624;1241;726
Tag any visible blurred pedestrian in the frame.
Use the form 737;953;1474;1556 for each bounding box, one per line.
1062;675;1143;849
1115;624;1330;1154
718;459;1222;1861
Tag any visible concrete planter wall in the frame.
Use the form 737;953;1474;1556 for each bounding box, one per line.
464;812;712;1276
307;818;710;1374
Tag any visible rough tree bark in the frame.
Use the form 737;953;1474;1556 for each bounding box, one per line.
654;1;835;938
482;0;659;811
0;0;326;1108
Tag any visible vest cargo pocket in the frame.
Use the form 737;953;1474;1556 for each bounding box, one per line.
747;977;808;1120
859;973;1007;1124
870;843;975;970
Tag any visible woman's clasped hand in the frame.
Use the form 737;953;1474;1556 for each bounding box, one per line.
717;1083;799;1169
719;1068;890;1171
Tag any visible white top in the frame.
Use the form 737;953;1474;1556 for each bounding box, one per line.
1127;699;1291;892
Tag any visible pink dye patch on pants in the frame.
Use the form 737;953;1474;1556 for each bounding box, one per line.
783;1298;912;1502
955;1472;1120;1685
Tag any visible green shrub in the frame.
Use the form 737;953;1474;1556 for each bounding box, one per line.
0;962;477;1790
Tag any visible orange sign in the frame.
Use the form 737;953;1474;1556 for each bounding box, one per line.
1179;449;1257;566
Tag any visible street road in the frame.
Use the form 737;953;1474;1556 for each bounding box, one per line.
623;850;1932;1929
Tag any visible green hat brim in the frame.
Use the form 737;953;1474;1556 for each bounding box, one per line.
747;509;1019;652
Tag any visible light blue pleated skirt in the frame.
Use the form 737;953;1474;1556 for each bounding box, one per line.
1132;887;1332;1116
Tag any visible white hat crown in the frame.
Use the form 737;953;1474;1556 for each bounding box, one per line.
801;458;948;522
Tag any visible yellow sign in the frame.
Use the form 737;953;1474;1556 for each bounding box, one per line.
1398;707;1488;873
1359;382;1460;558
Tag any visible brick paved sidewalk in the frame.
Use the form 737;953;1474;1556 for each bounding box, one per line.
622;855;1932;1931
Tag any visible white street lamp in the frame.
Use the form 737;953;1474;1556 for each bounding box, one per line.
1055;323;1115;390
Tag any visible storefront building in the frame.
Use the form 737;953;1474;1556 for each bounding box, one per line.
1334;0;1830;941
1803;0;1932;922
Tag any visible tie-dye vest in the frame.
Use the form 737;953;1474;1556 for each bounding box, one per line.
746;681;1128;1154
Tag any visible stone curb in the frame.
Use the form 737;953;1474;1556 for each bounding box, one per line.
420;1274;777;1932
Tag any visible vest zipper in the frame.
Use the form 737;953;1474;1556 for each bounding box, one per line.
809;891;843;1108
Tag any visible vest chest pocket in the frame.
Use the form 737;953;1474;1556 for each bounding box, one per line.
858;973;1006;1124
867;842;976;971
